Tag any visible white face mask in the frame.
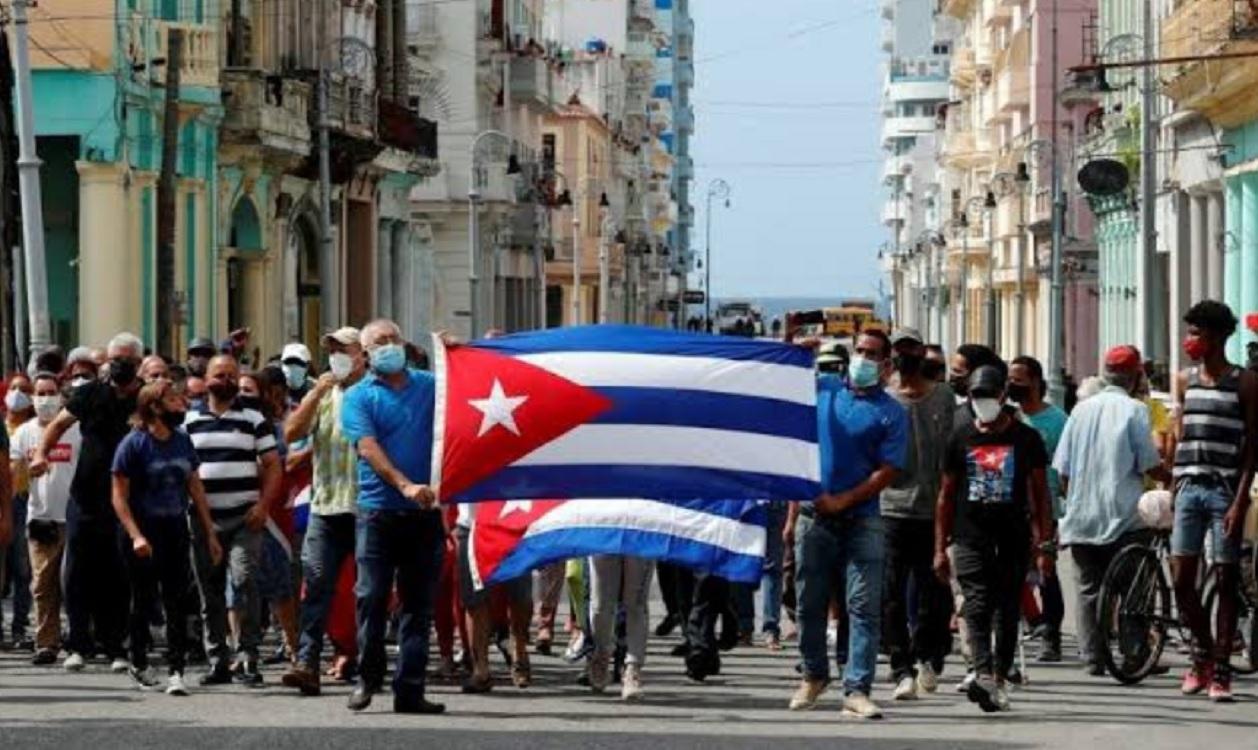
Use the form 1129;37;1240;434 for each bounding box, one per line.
5;389;31;413
33;394;61;422
328;352;354;381
972;397;1003;424
282;363;308;390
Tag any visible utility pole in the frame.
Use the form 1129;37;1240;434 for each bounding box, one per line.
156;28;183;358
984;193;997;349
0;26;18;372
11;0;50;359
317;3;337;334
1047;0;1067;405
1138;0;1157;362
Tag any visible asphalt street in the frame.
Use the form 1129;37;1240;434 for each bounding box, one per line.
2;560;1256;750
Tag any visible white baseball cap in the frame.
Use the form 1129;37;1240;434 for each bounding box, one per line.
281;342;312;365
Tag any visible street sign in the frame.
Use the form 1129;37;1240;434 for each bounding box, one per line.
683;290;706;305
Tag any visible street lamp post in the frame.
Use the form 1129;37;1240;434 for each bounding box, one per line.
468;129;518;338
597;200;614;324
983;190;998;349
704;179;731;329
1014;162;1032;355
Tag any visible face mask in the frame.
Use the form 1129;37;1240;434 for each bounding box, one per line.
893;352;922;377
329;352;354;381
369;343;407;375
848;355;882;389
921;360;945;381
949;373;970;396
110;358;138;386
159;410;186;430
208;380;239;402
1006;383;1031;404
238;395;263;413
282;363;308;390
973;397;1003;424
5;389;31;413
1183;335;1208;362
33;395;61;422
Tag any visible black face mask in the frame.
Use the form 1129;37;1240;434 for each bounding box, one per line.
1006;383;1032;404
159;410;186;430
207;381;239;402
186;356;209;378
893;353;923;377
238;395;263;413
920;360;945;381
110;358;138;387
950;373;970;396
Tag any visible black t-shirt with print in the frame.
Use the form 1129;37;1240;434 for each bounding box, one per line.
945;417;1047;545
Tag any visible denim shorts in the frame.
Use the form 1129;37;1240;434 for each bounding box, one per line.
1171;480;1241;564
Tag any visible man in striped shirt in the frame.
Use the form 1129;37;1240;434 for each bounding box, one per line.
1171;300;1258;702
187;354;282;687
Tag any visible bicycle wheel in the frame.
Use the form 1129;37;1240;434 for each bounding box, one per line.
1098;544;1171;684
1202;567;1258;675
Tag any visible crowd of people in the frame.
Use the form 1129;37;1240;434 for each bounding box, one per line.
0;300;1253;718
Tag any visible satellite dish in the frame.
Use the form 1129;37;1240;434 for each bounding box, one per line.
1078;159;1130;196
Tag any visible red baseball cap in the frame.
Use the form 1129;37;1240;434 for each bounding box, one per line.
1104;345;1142;373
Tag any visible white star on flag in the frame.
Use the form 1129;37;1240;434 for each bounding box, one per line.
469;379;529;437
499;499;534;518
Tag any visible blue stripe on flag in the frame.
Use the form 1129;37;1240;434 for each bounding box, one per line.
590;387;817;442
471;325;813;368
488;526;764;585
452;465;820;503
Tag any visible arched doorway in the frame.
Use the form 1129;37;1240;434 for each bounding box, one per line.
225;197;265;344
293;216;322;353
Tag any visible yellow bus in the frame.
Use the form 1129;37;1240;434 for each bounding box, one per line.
823;306;886;338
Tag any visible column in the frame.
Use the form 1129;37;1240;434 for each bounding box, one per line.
1170;192;1192;379
1226;177;1243;361
376;220;395;320
77;161;136;346
1188;193;1207;303
1243;173;1258;350
1207;190;1225;300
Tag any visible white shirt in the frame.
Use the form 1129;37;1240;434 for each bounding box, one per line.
11;419;81;523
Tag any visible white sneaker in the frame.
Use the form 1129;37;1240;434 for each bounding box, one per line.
955;670;976;694
826;623;838;647
621;664;643;702
166;672;190;696
917;662;938;694
110;658;130;674
589;653;610;694
893;674;919;701
789;678;828;711
842;691;883;719
63;652;86;672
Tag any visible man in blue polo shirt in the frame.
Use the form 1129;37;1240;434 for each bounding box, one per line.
789;330;907;719
340;318;445;715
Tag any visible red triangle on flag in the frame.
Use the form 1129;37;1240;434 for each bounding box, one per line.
438;345;612;501
470;499;566;587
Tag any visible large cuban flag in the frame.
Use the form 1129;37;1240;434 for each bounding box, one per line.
468;498;769;588
431;325;820;503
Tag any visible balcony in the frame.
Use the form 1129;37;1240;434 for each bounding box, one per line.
951;44;977;87
941;0;978;19
1162;0;1258;127
630;0;656;23
881;0;895;19
882;199;907;225
881;115;937;146
881;26;895;53
676;106;694;134
882;156;910;182
995;65;1029;114
676;59;694;88
220;70;312;158
127;17;218;89
377;98;438;160
323;74;377;141
677;156;694;181
409;2;440;54
885;76;949;103
509;56;554;111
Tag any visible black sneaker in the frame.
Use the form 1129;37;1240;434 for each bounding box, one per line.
654;613;680;638
234;661;264;687
31;648;58;666
394;696;446;714
966;675;1002;713
199;664;234;686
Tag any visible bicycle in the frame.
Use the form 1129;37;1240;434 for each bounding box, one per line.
1097;534;1258;684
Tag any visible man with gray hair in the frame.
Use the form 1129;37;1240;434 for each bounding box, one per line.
1053;345;1170;676
33;331;145;672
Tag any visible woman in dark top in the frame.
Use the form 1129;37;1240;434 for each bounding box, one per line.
112;380;221;695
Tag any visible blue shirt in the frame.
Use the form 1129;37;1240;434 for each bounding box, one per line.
341;369;436;512
1023;404;1068;514
817;376;909;517
111;428;200;519
1053;387;1162;546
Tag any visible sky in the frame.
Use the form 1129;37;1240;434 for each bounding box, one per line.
689;0;884;300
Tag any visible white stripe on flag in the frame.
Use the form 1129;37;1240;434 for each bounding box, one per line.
516;352;815;406
513;424;821;482
522;499;766;558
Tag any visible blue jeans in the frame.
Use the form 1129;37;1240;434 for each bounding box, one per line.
2;494;31;638
795;512;884;694
355;508;443;700
1172;479;1240;564
297;513;356;669
761;501;788;636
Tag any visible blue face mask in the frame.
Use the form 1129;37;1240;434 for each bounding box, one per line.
848;355;881;389
369;343;407;375
281;363;308;390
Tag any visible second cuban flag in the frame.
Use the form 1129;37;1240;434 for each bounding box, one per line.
432;325;820;503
